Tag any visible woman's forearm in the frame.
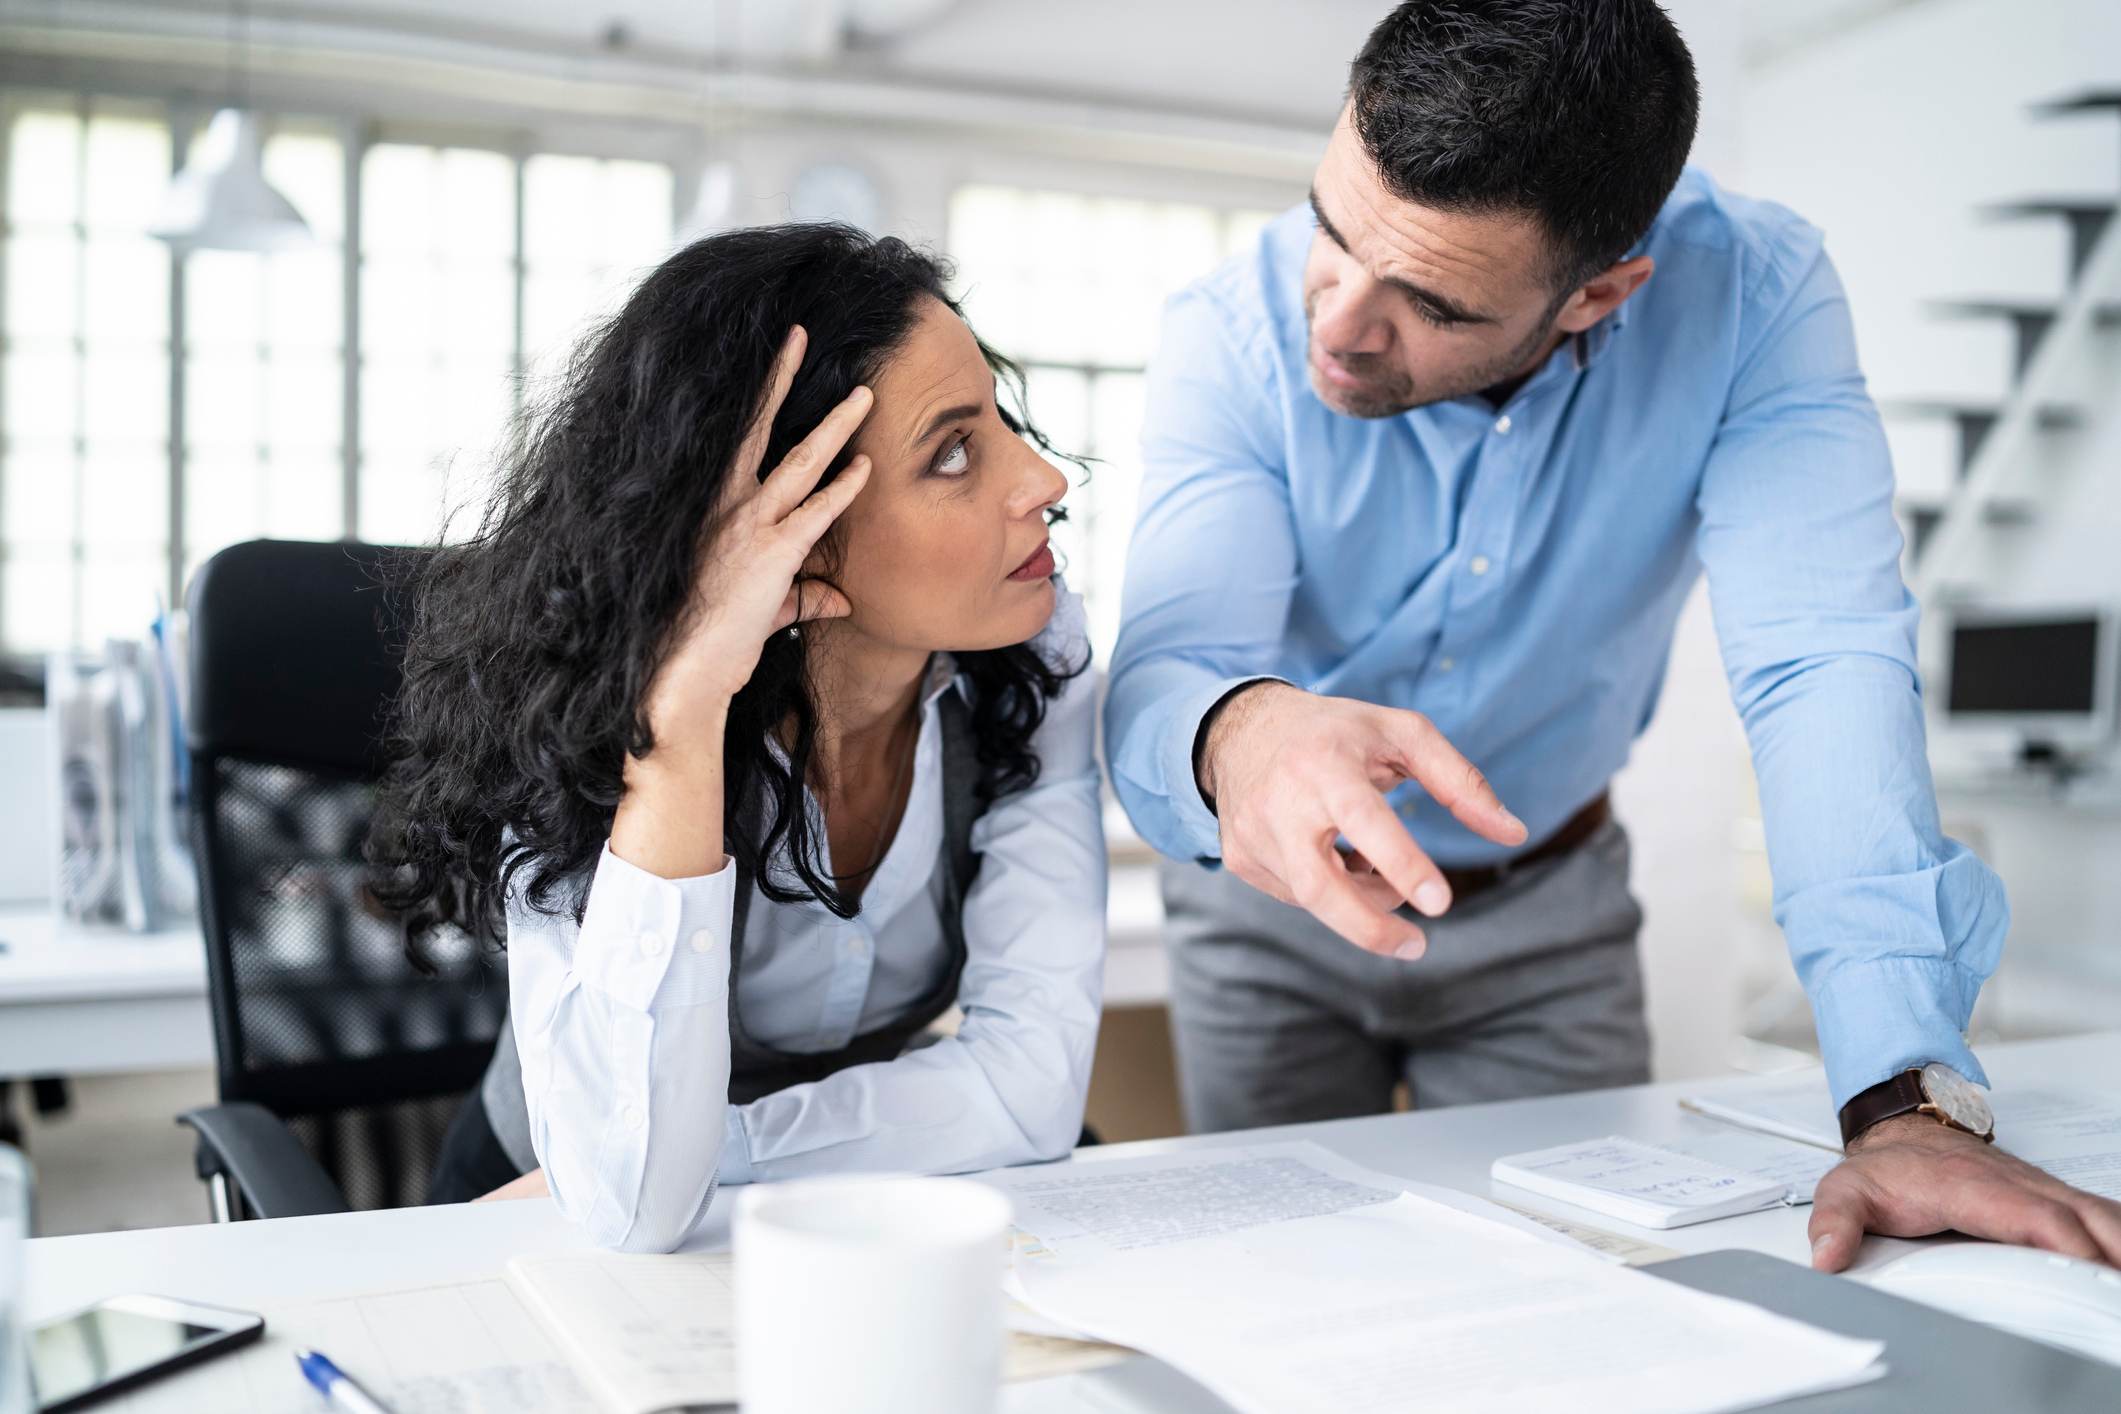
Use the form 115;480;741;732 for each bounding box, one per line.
611;698;729;880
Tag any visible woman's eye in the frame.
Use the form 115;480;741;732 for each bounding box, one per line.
934;435;971;477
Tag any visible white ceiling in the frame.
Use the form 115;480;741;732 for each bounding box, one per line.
0;0;1931;159
3;0;1403;128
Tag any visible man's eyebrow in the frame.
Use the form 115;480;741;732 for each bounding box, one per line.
1307;187;1497;326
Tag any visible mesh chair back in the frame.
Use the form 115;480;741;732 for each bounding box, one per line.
187;539;505;1209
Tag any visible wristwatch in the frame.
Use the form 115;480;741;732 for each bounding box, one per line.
1837;1061;1996;1148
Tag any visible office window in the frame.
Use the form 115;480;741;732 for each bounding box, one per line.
2;99;174;653
521;154;674;381
357;142;519;547
183;123;346;579
355;147;675;547
0;95;681;656
948;186;1277;655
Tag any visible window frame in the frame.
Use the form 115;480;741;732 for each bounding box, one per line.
0;89;683;653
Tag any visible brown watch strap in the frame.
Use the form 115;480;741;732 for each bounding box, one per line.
1838;1069;1928;1147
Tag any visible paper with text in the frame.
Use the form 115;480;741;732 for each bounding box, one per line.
1663;1125;1839;1204
1492;1136;1788;1227
989;1141;1884;1414
91;1276;601;1414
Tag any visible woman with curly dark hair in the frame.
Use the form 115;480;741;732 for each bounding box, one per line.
368;224;1105;1251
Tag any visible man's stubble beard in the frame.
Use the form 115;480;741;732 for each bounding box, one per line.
1303;295;1567;420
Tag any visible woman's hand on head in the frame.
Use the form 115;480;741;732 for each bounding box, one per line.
640;325;873;745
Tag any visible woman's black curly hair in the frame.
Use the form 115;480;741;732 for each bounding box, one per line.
366;222;1085;960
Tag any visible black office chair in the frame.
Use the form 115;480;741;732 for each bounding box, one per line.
177;539;507;1219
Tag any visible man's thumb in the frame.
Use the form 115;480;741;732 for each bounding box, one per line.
1808;1190;1867;1272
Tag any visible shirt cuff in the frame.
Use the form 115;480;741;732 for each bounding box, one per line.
571;845;738;1012
1164;674;1288;864
1808;953;1990;1111
717;1104;756;1186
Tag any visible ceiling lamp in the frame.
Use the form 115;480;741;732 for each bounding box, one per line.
148;107;312;253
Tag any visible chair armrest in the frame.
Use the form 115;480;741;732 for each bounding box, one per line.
177;1101;350;1219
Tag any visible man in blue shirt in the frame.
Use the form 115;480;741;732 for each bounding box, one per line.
1105;0;2121;1270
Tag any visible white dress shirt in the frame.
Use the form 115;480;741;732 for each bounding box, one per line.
505;589;1106;1252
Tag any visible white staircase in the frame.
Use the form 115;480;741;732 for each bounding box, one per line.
1895;90;2121;602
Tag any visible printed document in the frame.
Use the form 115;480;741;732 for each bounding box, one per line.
989;1141;1884;1414
1491;1136;1789;1228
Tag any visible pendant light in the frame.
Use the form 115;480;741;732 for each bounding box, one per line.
148;2;312;253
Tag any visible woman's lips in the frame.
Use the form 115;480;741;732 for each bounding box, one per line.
1007;542;1055;582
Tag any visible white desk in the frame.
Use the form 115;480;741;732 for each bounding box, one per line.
0;878;1174;1075
0;905;211;1076
23;1030;2119;1409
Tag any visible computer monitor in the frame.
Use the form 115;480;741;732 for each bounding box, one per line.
1940;606;2117;751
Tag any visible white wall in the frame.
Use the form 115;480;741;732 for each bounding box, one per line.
1625;0;2121;1073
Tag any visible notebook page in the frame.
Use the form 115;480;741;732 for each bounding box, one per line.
506;1252;738;1414
1494;1136;1787;1218
94;1275;599;1414
506;1248;1133;1411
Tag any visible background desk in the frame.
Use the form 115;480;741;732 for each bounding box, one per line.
23;1030;2118;1409
0;905;210;1077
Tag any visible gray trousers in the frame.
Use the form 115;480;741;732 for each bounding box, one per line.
1161;818;1651;1134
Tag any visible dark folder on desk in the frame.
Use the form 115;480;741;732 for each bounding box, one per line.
1644;1249;2121;1412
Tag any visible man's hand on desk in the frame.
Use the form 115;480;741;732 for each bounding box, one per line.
1808;1114;2121;1271
1196;683;1527;958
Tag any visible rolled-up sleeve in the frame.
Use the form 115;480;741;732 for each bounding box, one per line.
506;846;737;1252
1104;286;1299;864
1694;240;2010;1110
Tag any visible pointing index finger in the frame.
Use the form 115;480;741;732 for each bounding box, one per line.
1385;709;1526;847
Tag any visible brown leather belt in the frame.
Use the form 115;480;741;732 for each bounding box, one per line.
1438;791;1611;904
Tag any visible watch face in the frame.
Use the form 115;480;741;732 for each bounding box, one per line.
1920;1062;1994;1134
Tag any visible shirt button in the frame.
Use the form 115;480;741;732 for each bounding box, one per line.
1468;555;1491;576
688;929;715;955
638;931;665;958
1438;657;1456;672
843;936;864;958
1493;414;1512;435
620;1104;644;1130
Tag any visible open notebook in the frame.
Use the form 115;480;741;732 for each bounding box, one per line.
504;1249;1128;1414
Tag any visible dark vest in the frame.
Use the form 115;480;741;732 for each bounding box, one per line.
479;692;984;1174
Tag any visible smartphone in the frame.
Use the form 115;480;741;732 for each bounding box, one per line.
28;1293;265;1412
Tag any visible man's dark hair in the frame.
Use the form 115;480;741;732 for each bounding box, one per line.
1348;0;1699;289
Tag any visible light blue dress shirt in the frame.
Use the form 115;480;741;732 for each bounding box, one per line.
1104;168;2009;1111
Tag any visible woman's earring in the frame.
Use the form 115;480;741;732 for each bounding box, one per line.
786;625;800;640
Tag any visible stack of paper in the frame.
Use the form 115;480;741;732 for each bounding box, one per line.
987;1140;1885;1414
1491;1136;1791;1228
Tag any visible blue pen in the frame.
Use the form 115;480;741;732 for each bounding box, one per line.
294;1348;394;1414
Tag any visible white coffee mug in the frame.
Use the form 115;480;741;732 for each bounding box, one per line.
734;1174;1012;1414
